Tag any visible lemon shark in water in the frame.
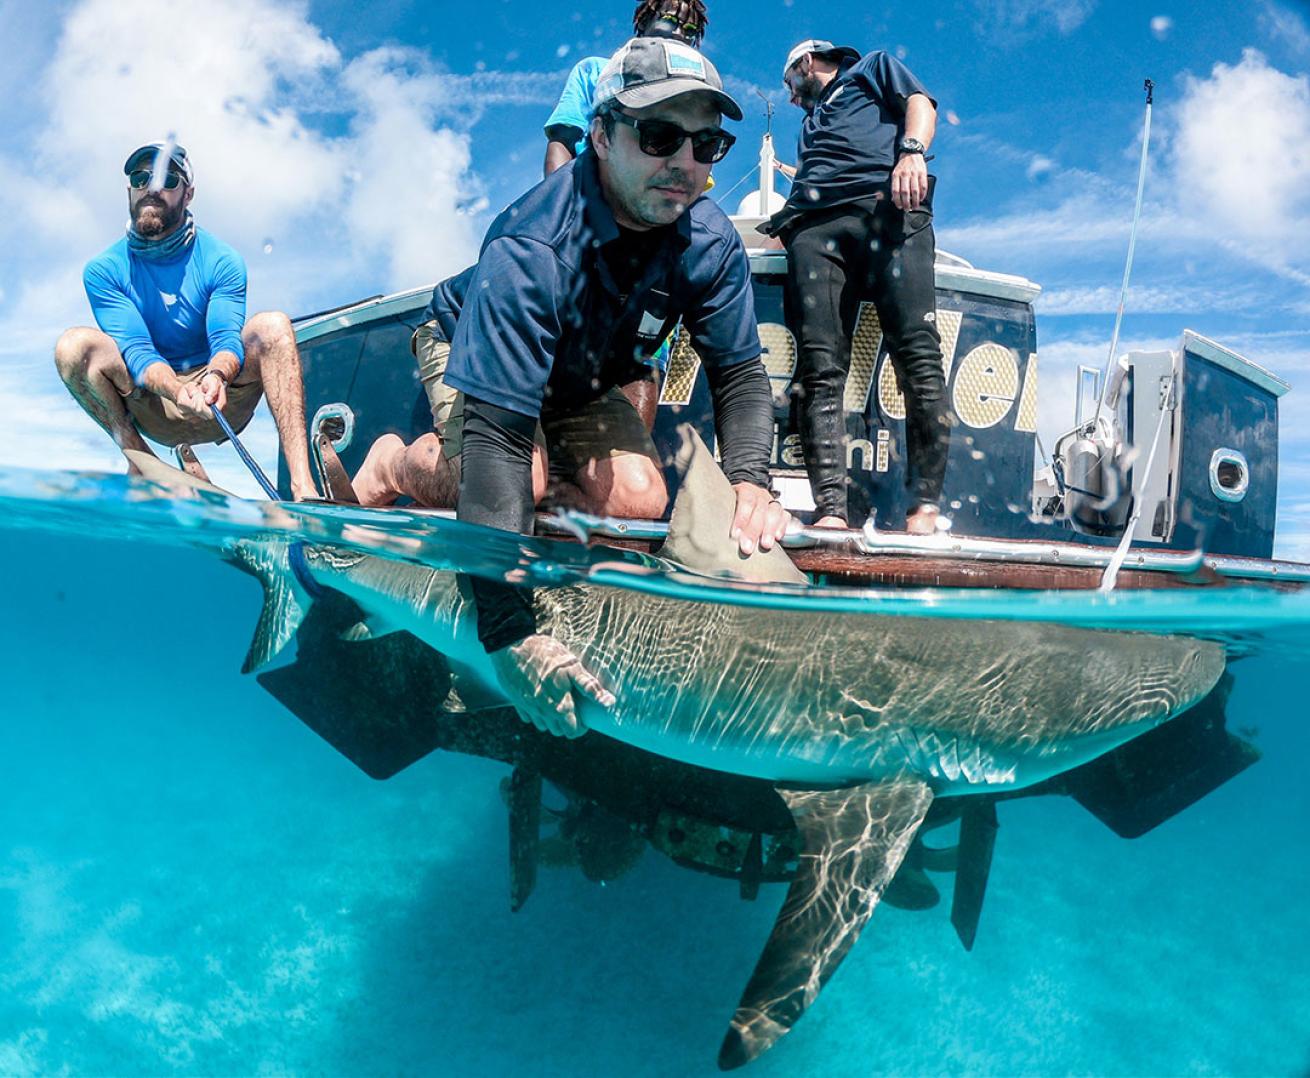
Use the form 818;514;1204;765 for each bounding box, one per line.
154;430;1224;1069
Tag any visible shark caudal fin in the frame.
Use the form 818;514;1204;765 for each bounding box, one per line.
225;540;310;674
718;778;935;1070
657;425;808;586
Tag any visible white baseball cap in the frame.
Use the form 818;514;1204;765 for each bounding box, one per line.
782;39;861;81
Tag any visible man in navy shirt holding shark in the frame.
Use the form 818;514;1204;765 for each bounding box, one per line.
767;40;949;535
398;39;787;739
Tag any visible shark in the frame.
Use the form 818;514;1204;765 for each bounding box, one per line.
165;429;1225;1070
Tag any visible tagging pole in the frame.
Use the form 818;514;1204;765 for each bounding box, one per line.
1094;79;1154;426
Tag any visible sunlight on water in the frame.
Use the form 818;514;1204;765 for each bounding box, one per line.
1;468;1307;1076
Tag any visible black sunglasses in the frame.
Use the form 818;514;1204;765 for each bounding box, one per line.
128;169;185;191
610;112;735;164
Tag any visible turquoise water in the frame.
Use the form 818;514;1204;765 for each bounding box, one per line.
1;467;1308;1076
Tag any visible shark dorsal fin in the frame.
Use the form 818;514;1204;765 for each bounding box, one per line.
656;425;807;585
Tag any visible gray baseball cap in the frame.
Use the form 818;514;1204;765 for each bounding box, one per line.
123;141;193;185
594;38;743;121
782;39;861;81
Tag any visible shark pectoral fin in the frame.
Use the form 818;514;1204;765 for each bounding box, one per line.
718;777;934;1071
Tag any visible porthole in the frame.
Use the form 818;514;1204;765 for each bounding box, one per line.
1209;448;1249;503
311;402;356;453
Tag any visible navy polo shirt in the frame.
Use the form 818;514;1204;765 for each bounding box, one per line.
420;265;474;341
444;152;760;418
780;51;936;222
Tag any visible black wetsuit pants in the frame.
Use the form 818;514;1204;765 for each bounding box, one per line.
783;199;949;521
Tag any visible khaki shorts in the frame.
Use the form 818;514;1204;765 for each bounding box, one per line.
411;320;657;477
124;364;262;447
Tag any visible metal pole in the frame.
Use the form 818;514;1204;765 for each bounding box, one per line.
1094;78;1154;425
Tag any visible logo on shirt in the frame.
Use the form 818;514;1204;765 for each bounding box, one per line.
161;292;178;308
637;310;665;339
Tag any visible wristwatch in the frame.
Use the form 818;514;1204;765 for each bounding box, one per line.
897;137;926;156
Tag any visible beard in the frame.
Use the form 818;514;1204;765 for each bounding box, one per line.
795;73;825;113
131;196;185;239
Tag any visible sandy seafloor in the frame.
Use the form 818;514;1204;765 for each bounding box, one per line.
1;523;1308;1077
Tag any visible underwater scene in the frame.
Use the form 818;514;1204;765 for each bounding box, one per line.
1;467;1308;1077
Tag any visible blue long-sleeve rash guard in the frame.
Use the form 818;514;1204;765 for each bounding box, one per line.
83;228;247;386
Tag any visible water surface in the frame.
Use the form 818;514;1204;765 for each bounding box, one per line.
1;468;1307;1076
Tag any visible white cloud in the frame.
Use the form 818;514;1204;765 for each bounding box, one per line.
1170;49;1310;269
1036;282;1269;316
1259;1;1310;53
1026;154;1054;181
1150;15;1173;41
0;0;491;336
973;0;1097;37
0;0;515;481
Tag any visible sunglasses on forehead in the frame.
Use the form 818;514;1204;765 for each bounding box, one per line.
128;169;185;190
610;112;736;164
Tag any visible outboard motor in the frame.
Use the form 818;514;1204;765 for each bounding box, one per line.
1057;423;1134;538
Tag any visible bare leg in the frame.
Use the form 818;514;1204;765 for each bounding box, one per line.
354;432;549;508
558;452;668;519
53;327;156;472
241;311;317;500
354;433;458;507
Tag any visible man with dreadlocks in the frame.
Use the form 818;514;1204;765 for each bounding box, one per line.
543;0;709;176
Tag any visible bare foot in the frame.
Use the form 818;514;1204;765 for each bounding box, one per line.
905;505;940;535
352;433;405;506
289;480;320;502
813;515;849;529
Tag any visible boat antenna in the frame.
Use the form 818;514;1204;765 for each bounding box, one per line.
1093;78;1154;428
755;88;774;136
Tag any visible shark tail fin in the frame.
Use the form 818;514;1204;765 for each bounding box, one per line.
225;539;309;674
718;777;935;1070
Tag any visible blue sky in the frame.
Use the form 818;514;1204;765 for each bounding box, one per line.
0;0;1307;554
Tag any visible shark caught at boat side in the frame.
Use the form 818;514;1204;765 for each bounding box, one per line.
222;428;1225;1070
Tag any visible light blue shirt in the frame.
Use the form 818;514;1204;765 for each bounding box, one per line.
83;228;247;385
544;56;606;154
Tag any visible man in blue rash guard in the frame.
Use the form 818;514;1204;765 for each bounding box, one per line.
54;142;317;500
765;41;948;535
415;40;786;741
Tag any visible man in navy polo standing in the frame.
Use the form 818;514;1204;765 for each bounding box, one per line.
766;40;948;535
419;39;786;738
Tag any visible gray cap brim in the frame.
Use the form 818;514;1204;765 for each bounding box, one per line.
614;78;744;122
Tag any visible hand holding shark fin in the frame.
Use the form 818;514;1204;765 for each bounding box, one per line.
492;633;616;739
719;778;935;1069
659;425;806;585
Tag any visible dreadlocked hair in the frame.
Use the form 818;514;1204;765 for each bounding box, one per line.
632;0;708;46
